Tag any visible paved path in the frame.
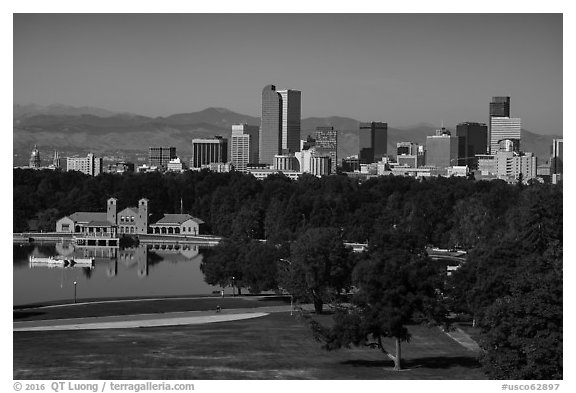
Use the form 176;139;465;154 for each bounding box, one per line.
441;327;483;353
13;305;296;332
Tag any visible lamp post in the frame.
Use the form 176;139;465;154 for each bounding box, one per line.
232;276;235;297
279;259;294;315
73;281;77;304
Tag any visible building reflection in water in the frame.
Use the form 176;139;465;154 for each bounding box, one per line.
30;242;203;279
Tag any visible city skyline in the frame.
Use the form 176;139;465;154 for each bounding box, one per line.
13;14;562;135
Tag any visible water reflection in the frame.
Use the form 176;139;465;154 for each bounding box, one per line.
14;242;218;306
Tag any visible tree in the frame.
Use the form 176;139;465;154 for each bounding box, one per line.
480;261;562;379
280;227;354;314
305;235;447;370
200;238;282;295
200;238;245;293
242;241;282;293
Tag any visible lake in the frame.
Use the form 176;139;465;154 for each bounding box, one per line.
13;242;222;306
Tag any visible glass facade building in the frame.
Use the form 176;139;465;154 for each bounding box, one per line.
359;122;387;164
456;122;488;169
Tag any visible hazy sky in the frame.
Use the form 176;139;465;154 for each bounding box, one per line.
13;14;563;134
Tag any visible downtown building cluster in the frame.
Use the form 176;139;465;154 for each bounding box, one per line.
22;93;562;184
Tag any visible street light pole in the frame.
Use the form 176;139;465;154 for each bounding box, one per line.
232;276;235;297
279;259;294;315
73;281;77;304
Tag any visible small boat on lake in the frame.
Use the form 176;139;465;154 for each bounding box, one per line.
28;256;95;269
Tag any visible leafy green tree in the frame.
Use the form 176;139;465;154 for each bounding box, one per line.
281;227;354;314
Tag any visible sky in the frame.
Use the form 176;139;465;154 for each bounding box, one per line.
13;13;563;134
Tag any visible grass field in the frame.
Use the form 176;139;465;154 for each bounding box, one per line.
14;311;486;380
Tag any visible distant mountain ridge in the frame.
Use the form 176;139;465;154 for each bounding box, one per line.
13;104;561;166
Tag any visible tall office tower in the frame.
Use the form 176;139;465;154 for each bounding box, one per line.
314;126;338;174
489;96;511;154
66;153;102;176
490;117;521;154
148;147;176;171
425;128;459;169
191;136;228;168
277;89;301;154
259;85;283;165
29;145;41;168
231;124;260;172
359;122;388;164
490;96;511;117
456;122;488;169
551;138;563;174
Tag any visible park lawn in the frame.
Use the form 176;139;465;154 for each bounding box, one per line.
13;312;485;380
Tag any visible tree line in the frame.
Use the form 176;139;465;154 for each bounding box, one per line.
13;168;562;378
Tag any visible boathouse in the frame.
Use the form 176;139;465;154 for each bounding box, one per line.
149;214;204;235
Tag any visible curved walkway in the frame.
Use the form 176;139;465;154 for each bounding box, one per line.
13;305;295;332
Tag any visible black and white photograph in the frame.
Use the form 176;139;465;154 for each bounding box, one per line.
10;6;566;387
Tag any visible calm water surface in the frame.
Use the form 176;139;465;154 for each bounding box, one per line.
13;242;222;306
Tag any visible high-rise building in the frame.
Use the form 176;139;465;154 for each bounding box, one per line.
66;153;102;176
191;136;228;168
231;124;260;173
259;85;282;166
495;151;537;182
314;127;337;174
490;117;521;154
456;122;488;169
359;122;387;164
396;142;424;168
148;147;176;171
551;138;563;175
490;96;511;118
29;145;41;168
425;128;458;169
277;89;301;154
259;85;301;166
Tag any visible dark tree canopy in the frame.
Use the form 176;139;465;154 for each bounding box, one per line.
280;227;354;314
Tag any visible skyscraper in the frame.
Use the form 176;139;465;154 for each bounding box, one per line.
456;122;488;168
490;96;510;117
29;145;41;168
314;126;338;174
259;85;282;165
259;85;301;166
149;147;176;170
231;124;260;172
191;136;228;168
425;128;458;169
489;96;516;154
359;122;388;164
551;138;563;175
277;89;301;154
490;117;521;154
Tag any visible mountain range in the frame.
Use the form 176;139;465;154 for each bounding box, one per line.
13;104;561;166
